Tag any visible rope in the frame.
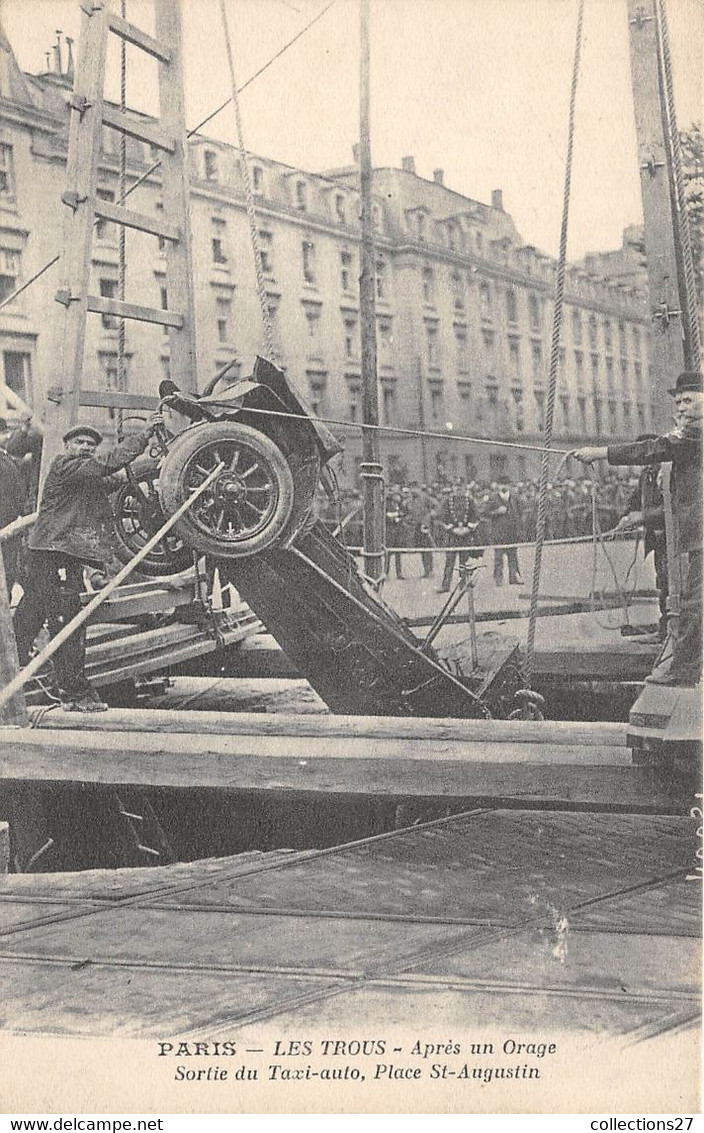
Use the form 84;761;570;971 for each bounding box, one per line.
524;0;585;688
231;401;575;456
218;0;277;362
0;0;338;313
116;0;128;441
656;0;702;373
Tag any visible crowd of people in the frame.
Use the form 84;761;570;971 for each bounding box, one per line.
325;472;640;587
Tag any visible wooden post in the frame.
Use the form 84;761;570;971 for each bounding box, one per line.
0;545;27;727
358;0;384;583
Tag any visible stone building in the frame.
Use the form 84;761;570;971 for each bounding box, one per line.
0;30;655;486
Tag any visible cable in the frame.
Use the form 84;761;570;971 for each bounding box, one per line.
0;0;338;313
524;0;585;688
218;0;277;362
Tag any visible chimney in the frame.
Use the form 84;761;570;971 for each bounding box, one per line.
401;155;416;174
65;36;75;82
491;189;504;211
53;30;63;74
352;143;360;163
433;168;444;185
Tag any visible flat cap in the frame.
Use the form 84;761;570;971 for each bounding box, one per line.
63;425;103;444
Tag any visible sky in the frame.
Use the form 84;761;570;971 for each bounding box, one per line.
0;0;701;258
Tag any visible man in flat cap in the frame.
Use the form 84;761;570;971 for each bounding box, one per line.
574;371;702;687
13;414;163;711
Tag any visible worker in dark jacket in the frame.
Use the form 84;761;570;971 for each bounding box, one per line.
13;417;163;710
574;371;702;686
437;480;482;592
616;437;668;641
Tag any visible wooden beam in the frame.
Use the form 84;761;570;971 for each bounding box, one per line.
92;198;181;242
78;390;160;410
107;12;172;62
1;725;678;813
101;104;175;152
38;706;630;748
86;295;183;328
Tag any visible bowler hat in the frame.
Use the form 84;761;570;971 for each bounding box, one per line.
668;371;703;396
63;425;103;444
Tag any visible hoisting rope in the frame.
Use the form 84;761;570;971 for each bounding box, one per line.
656;0;702;373
523;0;585;689
116;0;128;442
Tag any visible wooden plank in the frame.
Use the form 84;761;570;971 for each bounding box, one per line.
0;729;677;810
86;295;183;328
38;705;629;748
107;12;172;62
79;390;160;410
92;198;180;242
101;104;175;152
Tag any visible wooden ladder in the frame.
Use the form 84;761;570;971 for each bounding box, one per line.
47;0;197;462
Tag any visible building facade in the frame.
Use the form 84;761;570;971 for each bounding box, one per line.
0;32;656;486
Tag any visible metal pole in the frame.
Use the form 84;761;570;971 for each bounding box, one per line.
359;0;384;583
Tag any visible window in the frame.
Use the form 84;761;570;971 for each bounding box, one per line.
475;231;484;254
159;284;169;335
593;394;602;436
591;354;600;386
588;313;598;349
634;361;642;385
155;201;166;251
481;327;494;352
447;221;458;251
486;383;499;430
529;293;540;332
637;402;646;430
95;188;115;241
604;319;613;352
344;316;358;359
608;399;618;434
632;325;641;356
574;349;584;386
422;266;434;304
560;393;570;430
99;278;119;329
489;453;508;479
534;389;545;431
605;357;614;389
506;288;518;324
376;257;387;300
512;388;525;433
259;230;274;275
378;317;392;355
382;384;396;425
308;376;326;415
479;280;492;319
211;219;229;264
341;250;353;292
306;309;320;342
0;145;14;198
429;385;443;422
577;395;587;433
295;180;307;211
572;308;583;345
204;149;219;182
455;328;468;374
618;321;627;357
417;212;426;241
426;324;439;367
459;389;471;423
335;193;346;223
216;296;232;344
508;337;520;375
252;165;264;194
532;341;543;381
0;248;19;302
451;271;464;310
3;350;31;399
347;383;360;422
622;401;632;430
302;241;316;285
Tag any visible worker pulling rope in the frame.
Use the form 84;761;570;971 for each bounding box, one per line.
524;0;585;690
218;0;277;363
